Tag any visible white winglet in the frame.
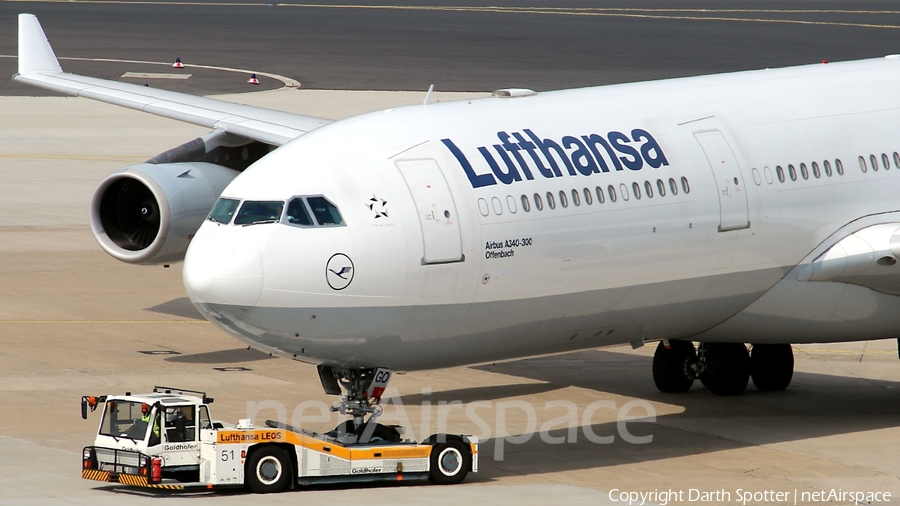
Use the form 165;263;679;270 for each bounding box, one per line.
17;13;63;75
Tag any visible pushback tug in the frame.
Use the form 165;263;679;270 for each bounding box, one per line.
80;370;477;492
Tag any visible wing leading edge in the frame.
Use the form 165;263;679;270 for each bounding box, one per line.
14;14;331;146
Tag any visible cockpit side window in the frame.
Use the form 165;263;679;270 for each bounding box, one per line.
307;197;344;226
286;198;314;226
234;201;284;225
208;198;240;224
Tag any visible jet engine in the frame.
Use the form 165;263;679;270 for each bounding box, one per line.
89;130;273;265
90;162;240;265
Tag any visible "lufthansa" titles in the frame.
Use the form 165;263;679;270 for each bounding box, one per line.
442;128;669;189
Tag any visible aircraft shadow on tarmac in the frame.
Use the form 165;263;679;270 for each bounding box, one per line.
163;348;275;364
145;297;205;320
399;349;900;483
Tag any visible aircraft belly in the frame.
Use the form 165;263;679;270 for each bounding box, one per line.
697;277;900;343
196;266;785;370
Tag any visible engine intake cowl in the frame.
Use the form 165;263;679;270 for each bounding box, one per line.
90;162;239;265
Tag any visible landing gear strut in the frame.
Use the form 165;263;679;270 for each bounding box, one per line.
317;366;401;444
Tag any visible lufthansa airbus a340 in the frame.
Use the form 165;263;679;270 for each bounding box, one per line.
16;14;900;425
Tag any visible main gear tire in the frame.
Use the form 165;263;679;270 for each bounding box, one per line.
652;340;697;393
699;342;750;396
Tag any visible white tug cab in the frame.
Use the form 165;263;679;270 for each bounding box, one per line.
81;376;477;493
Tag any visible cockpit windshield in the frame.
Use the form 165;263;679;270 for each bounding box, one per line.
208;198;240;224
100;401;153;440
207;196;344;228
286;198;314;226
307;197;344;226
234;201;285;225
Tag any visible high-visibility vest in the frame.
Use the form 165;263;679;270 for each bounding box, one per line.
141;411;160;438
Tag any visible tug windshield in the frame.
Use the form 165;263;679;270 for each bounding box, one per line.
100;401;152;440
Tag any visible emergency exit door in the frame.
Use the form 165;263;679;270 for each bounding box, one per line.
396;159;464;264
694;131;750;232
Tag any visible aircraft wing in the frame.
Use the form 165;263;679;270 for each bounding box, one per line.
13;14;332;146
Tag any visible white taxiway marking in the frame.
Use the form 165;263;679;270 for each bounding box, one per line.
121;72;192;80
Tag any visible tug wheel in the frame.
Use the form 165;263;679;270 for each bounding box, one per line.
246;446;291;493
429;439;471;485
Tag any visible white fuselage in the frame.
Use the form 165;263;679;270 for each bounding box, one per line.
183;57;900;370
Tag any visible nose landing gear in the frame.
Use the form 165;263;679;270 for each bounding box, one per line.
318;366;402;444
653;341;794;395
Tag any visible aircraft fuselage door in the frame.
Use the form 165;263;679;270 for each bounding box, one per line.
694;130;750;232
396;159;464;264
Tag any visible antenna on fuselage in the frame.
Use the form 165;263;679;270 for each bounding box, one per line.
423;84;434;105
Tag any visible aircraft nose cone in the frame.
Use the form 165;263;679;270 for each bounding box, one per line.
183;230;263;307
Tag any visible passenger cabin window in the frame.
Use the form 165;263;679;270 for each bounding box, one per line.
307;197;344;226
824;160;833;176
521;195;531;212
859;156;868;173
208;198;240;224
235;201;284;225
286;198;314;226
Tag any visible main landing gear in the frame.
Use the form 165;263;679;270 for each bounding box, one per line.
653;341;793;395
317;366;402;444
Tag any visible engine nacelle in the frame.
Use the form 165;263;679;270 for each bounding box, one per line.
90;162;239;265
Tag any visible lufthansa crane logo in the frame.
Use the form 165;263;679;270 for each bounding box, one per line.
326;253;355;290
